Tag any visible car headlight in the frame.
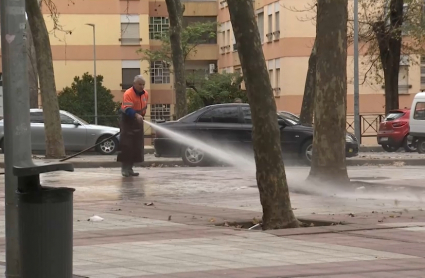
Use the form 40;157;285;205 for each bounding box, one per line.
346;134;354;142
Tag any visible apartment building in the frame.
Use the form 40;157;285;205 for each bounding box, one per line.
0;0;422;122
217;0;421;115
0;0;218;122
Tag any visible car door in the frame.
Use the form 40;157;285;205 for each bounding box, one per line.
60;113;87;151
195;106;242;150
278;116;299;154
29;112;46;151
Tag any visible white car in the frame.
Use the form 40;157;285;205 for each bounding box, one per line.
0;109;120;155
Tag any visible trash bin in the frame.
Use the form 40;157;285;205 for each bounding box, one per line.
17;186;75;278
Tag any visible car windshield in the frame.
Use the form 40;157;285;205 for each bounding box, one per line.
384;112;404;121
278;112;301;125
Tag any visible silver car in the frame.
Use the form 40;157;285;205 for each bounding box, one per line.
0;109;120;155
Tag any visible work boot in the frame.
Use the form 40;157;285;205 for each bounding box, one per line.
121;164;131;177
128;165;139;177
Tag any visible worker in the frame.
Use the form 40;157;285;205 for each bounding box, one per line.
117;75;149;177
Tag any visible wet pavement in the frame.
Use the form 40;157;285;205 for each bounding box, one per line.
0;166;425;277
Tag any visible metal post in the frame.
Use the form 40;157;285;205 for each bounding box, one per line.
1;0;31;275
353;0;361;142
86;23;97;125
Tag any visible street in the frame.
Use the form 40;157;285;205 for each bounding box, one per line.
0;166;424;277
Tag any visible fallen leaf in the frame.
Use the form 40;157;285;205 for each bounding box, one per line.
209;218;215;222
168;215;172;221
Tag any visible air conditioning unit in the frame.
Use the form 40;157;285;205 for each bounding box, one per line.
209;64;215;74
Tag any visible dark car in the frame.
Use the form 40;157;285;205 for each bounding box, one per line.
153;104;359;166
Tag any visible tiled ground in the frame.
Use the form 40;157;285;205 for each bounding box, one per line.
1;166;425;277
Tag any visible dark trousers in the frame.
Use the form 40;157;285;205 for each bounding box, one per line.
117;115;144;166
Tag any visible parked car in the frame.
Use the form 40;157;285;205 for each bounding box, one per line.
153;104;359;166
0;109;120;155
409;92;425;153
377;109;416;152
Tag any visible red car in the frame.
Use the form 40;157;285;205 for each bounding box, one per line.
377;109;416;152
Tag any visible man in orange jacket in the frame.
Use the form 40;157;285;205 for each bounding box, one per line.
117;75;149;177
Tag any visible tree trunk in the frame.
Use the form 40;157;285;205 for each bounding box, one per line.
26;19;39;108
308;0;349;183
227;0;298;230
26;0;65;158
299;38;317;126
165;0;187;119
372;0;403;115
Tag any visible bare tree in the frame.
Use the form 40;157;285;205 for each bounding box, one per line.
227;0;299;230
308;0;349;183
164;0;187;119
26;0;65;158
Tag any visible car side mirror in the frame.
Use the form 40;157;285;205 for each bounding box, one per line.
73;121;80;126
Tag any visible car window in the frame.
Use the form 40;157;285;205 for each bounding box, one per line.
278;112;301;125
60;114;75;124
30;112;44;123
414;102;425;120
385;112;404;121
197;107;240;123
241;106;252;124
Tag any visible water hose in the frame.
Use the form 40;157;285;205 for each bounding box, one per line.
59;131;121;162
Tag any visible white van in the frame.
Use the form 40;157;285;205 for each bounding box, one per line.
409;92;425;153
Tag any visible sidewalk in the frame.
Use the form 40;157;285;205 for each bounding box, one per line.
0;166;424;277
0;151;424;168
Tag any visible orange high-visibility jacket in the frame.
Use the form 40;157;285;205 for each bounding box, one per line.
121;87;149;117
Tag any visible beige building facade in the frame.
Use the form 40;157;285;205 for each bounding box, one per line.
217;0;422;115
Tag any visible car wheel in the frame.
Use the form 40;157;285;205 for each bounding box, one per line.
417;138;425;154
381;144;399;152
301;140;313;165
95;136;118;155
403;135;417;152
181;146;208;166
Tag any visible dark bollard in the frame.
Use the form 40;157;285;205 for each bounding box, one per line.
14;163;74;278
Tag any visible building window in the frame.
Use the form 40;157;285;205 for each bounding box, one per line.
149;17;169;40
151;61;171;84
120;15;141;45
398;65;409;94
399;55;409;94
121;23;140;45
151;104;171;122
274;11;280;39
268;14;273;40
257;12;264;43
275;68;280;95
121;68;140;90
268;69;273;88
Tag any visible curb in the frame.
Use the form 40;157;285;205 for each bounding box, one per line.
346;158;425;166
0;158;422;169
